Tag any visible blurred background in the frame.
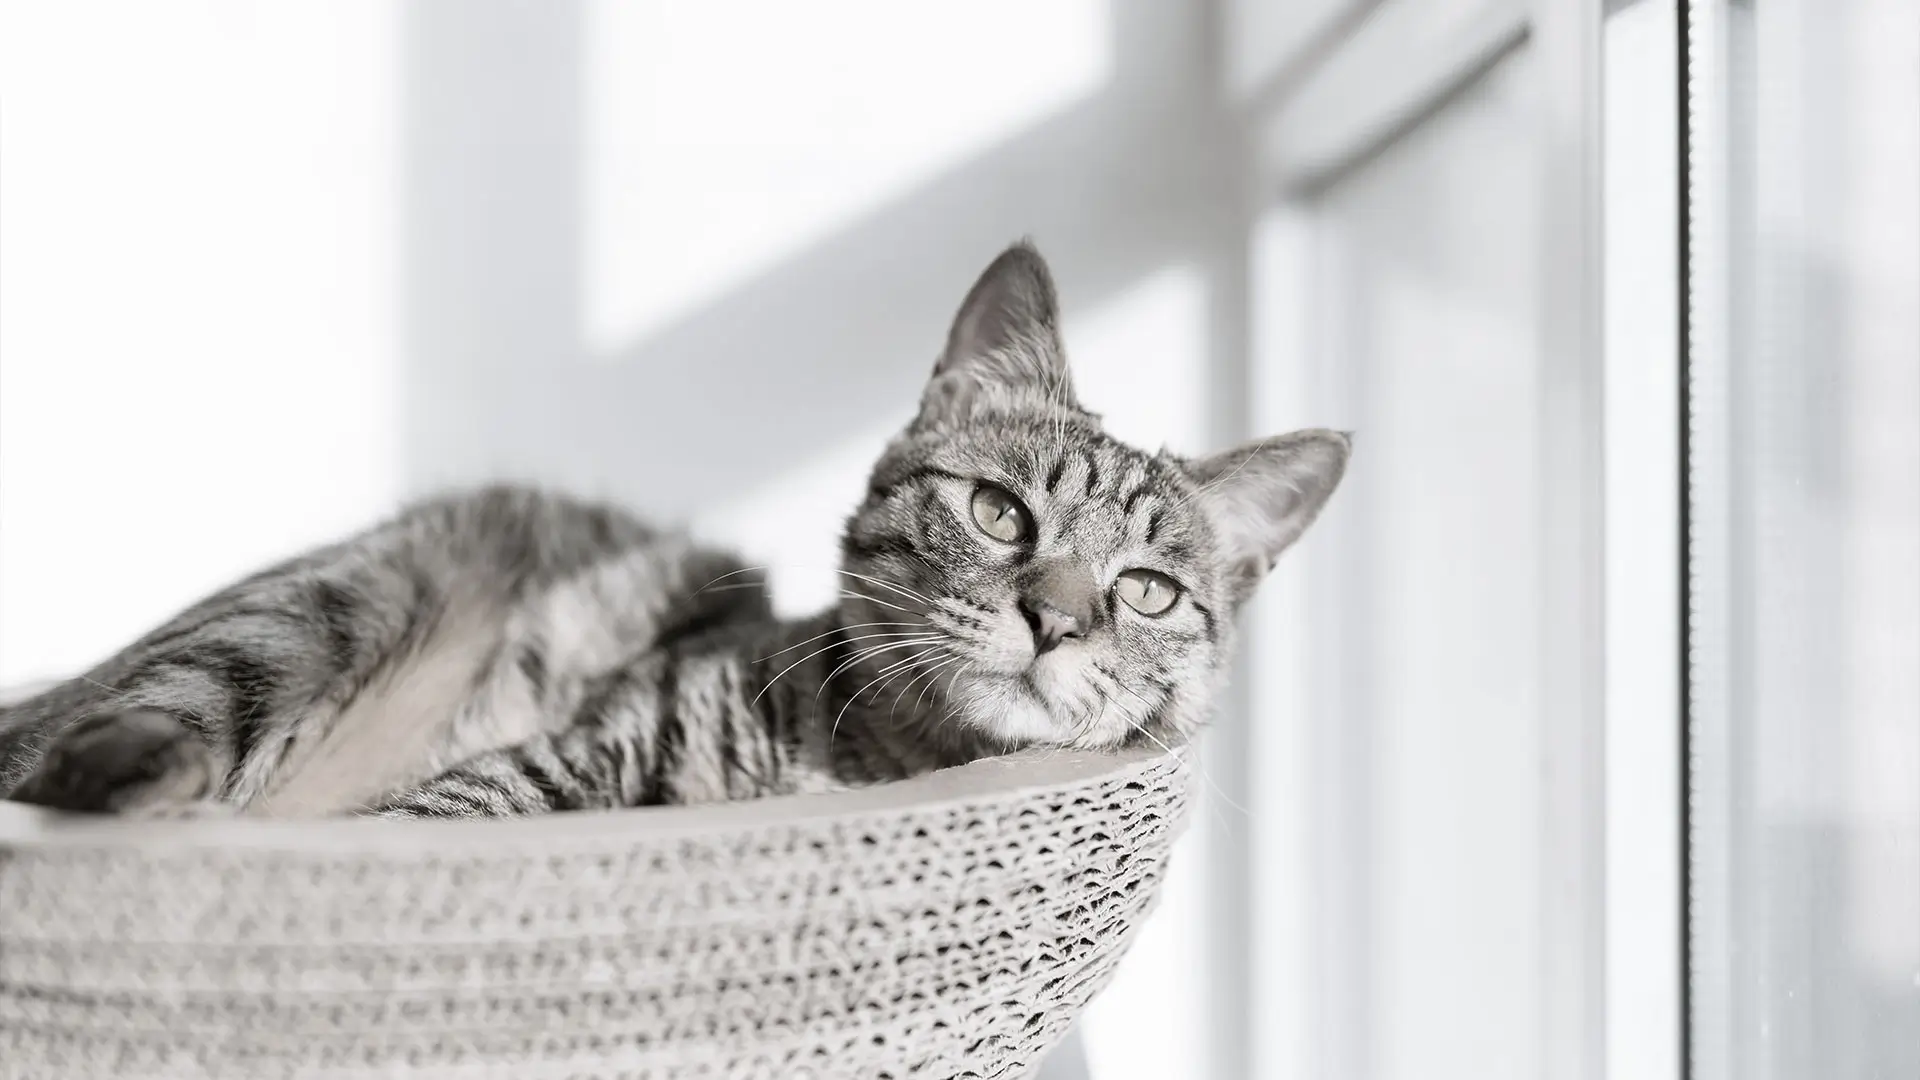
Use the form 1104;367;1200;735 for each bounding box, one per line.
0;2;1913;1079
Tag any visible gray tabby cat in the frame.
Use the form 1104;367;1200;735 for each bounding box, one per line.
0;243;1348;819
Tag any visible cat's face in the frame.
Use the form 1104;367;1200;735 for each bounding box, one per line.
841;243;1349;751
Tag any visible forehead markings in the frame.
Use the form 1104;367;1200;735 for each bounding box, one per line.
869;425;1193;550
1190;598;1219;642
1027;447;1197;560
1145;507;1167;544
866;460;964;504
844;456;964;564
1043;456;1067;494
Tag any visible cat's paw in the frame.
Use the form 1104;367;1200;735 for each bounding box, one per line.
10;710;220;814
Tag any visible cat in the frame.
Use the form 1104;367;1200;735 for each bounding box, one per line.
0;242;1349;819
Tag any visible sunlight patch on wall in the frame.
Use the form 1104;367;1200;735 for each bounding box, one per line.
584;0;1110;354
1067;263;1212;454
0;1;400;683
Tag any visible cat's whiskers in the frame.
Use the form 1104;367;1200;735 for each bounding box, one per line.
752;631;931;673
944;665;965;709
834;570;935;608
680;567;948;728
888;655;956;722
829;653;933;748
810;639;948;713
831;647;952;748
754;623;923;662
687;562;934;614
903;679;961;746
907;657;959;719
838;589;924;617
750;634;940;708
689;564;772;597
1034;369;1071;460
855;648;946;711
874;646;949;680
1101;676;1249;819
1110;705;1239;836
858;657;923;707
1062;684;1111;745
848;647;947;708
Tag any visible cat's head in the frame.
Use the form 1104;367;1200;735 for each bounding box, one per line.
840;242;1348;751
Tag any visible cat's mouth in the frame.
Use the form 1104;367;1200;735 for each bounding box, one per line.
940;662;1079;746
1017;665;1045;694
922;616;1114;746
1011;652;1089;714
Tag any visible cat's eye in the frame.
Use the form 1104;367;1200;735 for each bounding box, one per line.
970;484;1033;544
1115;568;1181;616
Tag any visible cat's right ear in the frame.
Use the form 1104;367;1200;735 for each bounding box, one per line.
917;241;1075;427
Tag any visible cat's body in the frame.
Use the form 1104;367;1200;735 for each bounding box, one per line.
0;488;934;817
0;243;1349;819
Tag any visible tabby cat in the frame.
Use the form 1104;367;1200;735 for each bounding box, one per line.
0;243;1349;819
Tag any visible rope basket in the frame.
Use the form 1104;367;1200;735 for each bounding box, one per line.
0;742;1191;1079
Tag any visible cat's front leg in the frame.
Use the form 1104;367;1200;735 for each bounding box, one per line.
365;657;667;819
365;647;798;819
365;722;637;818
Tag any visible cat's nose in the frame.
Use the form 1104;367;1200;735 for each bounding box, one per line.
1019;596;1087;655
1017;562;1098;656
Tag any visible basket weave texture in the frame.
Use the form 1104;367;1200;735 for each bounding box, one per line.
0;746;1189;1079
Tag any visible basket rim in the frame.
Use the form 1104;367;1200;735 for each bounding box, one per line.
0;743;1181;855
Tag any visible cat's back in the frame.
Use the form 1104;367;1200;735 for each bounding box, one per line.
2;484;773;817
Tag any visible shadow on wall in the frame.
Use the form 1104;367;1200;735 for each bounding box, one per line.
397;0;1247;520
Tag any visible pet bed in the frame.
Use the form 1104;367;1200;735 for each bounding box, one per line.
0;732;1190;1079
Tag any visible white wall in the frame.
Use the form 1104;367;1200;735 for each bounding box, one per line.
0;1;403;682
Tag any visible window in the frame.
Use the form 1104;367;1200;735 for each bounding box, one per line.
1686;3;1920;1076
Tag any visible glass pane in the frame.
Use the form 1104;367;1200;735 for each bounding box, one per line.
1251;47;1548;1080
1689;3;1920;1077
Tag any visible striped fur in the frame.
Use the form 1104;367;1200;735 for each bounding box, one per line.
0;242;1349;819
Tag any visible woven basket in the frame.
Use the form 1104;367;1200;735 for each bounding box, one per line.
0;742;1191;1079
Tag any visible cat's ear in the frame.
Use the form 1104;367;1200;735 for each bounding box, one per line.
918;241;1074;426
1189;429;1352;604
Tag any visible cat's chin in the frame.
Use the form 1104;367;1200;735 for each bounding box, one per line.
939;663;1127;751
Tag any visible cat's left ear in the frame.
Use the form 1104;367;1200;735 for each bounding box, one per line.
1189;429;1352;604
918;241;1075;427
